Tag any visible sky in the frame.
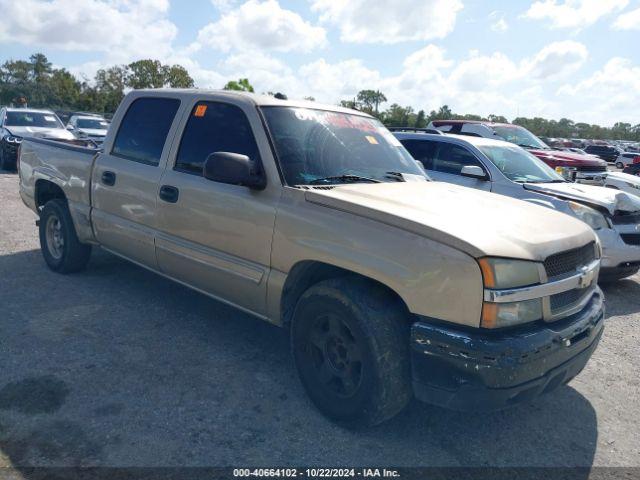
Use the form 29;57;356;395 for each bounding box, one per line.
0;0;639;126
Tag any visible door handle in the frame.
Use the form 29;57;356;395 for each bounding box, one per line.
101;171;116;186
159;185;179;203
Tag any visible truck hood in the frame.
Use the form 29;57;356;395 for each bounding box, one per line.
529;148;607;167
524;182;640;214
304;182;595;261
6;126;75;141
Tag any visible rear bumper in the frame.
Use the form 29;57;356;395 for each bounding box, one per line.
410;291;604;411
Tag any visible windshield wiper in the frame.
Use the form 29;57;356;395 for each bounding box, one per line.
309;175;382;185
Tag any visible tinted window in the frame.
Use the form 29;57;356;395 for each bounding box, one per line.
401;139;438;170
112;97;180;166
175;102;260;176
433;143;484;175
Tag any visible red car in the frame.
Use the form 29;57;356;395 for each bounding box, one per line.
427;120;608;184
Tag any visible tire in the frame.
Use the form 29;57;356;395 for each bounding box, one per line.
0;144;16;172
0;144;6;170
616;162;624;169
290;277;412;427
39;199;92;273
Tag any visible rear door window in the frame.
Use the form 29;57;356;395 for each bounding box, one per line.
112;97;181;166
400;139;438;170
174;102;260;176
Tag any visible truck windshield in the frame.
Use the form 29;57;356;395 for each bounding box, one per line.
479;145;566;183
5;111;63;129
261;107;425;185
492;125;549;150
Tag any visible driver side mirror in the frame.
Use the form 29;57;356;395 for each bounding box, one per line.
203;152;266;190
66;125;75;131
460;165;488;180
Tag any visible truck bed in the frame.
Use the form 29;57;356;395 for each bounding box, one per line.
19;137;99;209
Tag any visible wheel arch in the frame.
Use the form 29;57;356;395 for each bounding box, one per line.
279;260;410;327
35;179;67;210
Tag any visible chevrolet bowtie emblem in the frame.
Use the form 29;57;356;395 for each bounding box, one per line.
578;266;595;289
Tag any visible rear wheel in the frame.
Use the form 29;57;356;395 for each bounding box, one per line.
291;278;411;427
39;199;92;273
616;162;624;169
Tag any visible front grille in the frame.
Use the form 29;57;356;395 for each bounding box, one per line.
577;165;607;173
612;213;640;225
621;234;640;246
544;242;596;280
550;288;589;314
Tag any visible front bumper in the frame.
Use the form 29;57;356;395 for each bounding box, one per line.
597;227;640;272
410;290;604;411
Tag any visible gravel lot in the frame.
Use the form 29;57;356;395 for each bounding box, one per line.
0;170;639;472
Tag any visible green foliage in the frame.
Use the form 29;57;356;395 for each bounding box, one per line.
223;78;254;92
0;53;195;114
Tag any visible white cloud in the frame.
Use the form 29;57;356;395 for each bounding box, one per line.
311;0;463;44
523;40;588;79
523;0;629;29
558;57;640;123
613;6;640;30
0;0;177;61
198;0;327;53
489;11;509;32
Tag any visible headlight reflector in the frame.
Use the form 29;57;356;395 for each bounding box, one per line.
568;202;609;230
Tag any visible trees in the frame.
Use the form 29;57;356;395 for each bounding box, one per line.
356;89;387;115
223;78;254;92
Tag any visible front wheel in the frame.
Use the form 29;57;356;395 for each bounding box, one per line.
39;199;92;273
291;278;411;427
616;162;624;169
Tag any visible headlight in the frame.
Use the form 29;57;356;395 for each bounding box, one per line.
568;202;609;230
555;166;576;180
482;299;543;329
478;258;541;289
4;135;22;144
478;258;543;328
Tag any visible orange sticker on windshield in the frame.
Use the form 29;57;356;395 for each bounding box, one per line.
194;105;208;117
365;135;379;145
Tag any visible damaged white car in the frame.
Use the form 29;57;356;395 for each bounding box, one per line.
396;132;640;282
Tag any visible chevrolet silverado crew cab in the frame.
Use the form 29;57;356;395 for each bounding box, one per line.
427;120;608;185
19;90;604;426
396;132;640;282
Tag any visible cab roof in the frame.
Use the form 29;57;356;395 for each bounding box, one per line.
393;131;518;149
132;88;372;117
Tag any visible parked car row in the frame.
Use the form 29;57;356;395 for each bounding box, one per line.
15;90;614;426
395;132;640;282
0;107;110;171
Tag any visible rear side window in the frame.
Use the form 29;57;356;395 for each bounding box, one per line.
112;97;180;166
401;139;438;170
174;102;260;176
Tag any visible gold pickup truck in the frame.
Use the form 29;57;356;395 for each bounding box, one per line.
18;90;605;426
